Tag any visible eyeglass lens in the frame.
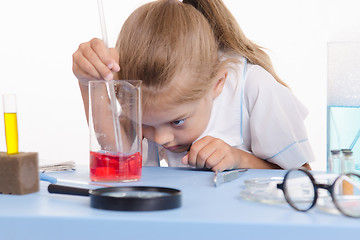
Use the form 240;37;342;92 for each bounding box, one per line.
284;170;315;211
332;174;360;217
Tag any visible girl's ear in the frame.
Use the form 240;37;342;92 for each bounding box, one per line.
212;70;227;98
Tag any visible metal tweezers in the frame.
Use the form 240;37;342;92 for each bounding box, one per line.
213;169;248;187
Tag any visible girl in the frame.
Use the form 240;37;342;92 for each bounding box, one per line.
73;0;314;171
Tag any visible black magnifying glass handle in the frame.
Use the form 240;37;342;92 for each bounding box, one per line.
48;184;90;196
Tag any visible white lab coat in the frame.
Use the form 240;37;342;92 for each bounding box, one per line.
143;55;315;169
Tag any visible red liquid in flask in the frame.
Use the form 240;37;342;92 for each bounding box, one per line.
90;151;142;182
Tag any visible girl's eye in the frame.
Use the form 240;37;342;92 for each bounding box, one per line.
171;119;186;126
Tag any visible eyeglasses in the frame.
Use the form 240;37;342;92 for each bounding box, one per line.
276;168;360;218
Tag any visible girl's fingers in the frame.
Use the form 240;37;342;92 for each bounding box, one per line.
211;157;231;172
187;136;229;170
195;143;216;168
73;51;102;81
89;38;113;67
73;39;120;82
187;136;213;167
204;148;225;169
187;140;204;166
90;40;120;74
109;48;120;72
80;41;113;80
181;154;189;165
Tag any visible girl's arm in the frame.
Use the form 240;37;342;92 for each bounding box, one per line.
236;148;311;170
236;149;282;169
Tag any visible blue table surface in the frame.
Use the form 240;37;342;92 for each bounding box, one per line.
0;165;359;240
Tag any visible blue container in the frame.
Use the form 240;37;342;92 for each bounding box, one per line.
327;42;360;174
327;106;360;173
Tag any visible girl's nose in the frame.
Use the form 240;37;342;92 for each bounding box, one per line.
153;127;174;146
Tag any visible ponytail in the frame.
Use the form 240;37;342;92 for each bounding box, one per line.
183;0;288;87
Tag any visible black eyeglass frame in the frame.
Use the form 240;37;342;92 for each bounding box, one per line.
277;168;360;218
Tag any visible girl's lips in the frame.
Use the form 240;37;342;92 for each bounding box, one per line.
162;144;191;153
163;145;181;151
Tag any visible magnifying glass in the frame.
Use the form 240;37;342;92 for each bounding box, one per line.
48;184;182;211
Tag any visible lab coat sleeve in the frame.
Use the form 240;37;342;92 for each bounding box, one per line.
245;65;316;169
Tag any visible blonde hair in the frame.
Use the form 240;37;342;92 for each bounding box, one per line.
183;0;287;87
116;0;286;110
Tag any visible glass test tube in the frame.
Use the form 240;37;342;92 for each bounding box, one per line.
341;149;354;174
2;94;18;154
329;149;341;174
341;150;354;195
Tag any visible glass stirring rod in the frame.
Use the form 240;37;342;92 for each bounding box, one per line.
96;0;122;153
97;0;123;153
2;94;19;154
97;0;109;50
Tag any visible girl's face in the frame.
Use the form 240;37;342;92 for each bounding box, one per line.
142;93;213;153
142;71;227;153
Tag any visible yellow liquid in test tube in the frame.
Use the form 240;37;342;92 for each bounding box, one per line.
2;94;19;154
4;113;18;154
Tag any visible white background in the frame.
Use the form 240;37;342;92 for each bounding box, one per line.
1;0;360;171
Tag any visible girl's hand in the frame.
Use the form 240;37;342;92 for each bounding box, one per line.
182;136;242;172
182;136;284;171
72;38;120;84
